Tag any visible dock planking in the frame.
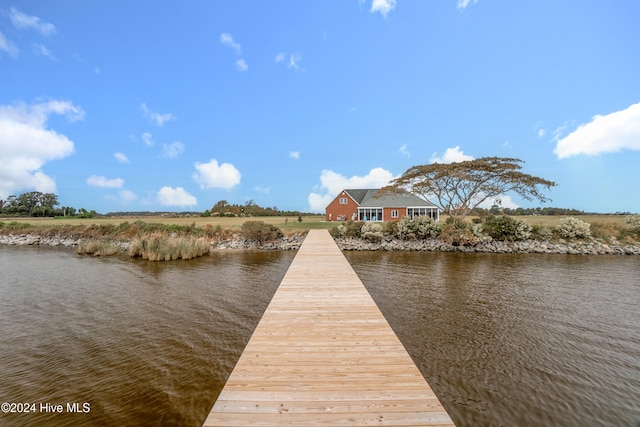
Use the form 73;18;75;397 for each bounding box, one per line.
204;229;455;426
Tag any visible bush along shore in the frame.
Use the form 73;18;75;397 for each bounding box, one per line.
0;220;304;261
334;235;640;255
330;215;640;255
1;216;639;257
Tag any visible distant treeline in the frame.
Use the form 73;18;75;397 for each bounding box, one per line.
205;199;304;217
0;192;95;218
478;206;634;216
1;191;633;218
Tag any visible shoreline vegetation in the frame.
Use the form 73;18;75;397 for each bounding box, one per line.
1;215;639;260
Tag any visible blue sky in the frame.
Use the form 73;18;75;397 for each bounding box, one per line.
1;1;639;214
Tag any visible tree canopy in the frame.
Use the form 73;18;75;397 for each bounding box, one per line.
390;157;557;223
0;191;85;217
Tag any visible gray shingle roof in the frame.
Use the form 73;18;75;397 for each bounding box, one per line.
344;189;438;208
342;189;376;204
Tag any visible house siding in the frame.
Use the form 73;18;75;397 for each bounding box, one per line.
326;191;359;221
325;189;440;223
383;207;407;222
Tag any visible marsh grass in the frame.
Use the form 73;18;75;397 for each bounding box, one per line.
76;239;122;256
128;234;210;261
590;221;638;244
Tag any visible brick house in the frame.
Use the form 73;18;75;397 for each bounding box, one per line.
325;189;439;222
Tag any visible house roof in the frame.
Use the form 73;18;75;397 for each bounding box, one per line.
343;189;438;209
343;189;377;204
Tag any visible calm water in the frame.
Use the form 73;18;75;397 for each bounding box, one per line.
0;246;293;427
0;247;638;426
345;251;640;427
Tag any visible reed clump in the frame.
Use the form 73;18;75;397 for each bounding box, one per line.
128;233;210;261
76;239;122;256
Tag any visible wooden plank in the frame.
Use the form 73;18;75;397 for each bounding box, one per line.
204;229;455;426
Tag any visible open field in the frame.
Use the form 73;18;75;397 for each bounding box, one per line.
0;214;632;230
514;215;630;228
0;215;333;233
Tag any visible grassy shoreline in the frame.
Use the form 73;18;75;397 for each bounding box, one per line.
0;217;318;261
1;215;637;259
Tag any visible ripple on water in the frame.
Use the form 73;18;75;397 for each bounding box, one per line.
345;251;640;427
0;247;294;427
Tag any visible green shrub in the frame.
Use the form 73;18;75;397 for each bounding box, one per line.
531;225;553;241
439;222;479;246
481;214;531;241
555;217;591;239
343;221;364;238
395;216;441;240
361;222;383;242
385;220;399;236
329;224;346;238
240;221;283;243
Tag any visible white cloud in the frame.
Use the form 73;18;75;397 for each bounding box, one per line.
192;159;241;190
220;33;241;54
86;175;124;188
457;0;479;10
118;190;137;203
276;52;303;71
288;52;302;71
399;144;410;158
429;146;474;163
156;186;197;207
34;43;54;60
478;194;520;210
140;103;175;127
308;167;397;212
235;58;248;72
0;31;19;58
537;128;546;138
114;152;129;163
10;8;56;36
308;193;335;213
106;189;137;204
554;102;640;158
370;0;397;18
141;132;154;147
161;141;185;158
289;151;300;159
0;100;81;198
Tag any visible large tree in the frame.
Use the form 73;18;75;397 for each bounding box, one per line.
390;157;557;223
1;191;60;216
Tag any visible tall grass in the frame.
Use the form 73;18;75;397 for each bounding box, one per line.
128;234;210;261
76;239;122;256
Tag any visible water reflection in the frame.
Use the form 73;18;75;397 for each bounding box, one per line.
2;246;638;427
0;247;295;427
345;251;640;427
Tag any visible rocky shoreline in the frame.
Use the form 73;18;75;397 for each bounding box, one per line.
0;233;81;248
0;233;306;252
335;236;640;255
1;232;639;255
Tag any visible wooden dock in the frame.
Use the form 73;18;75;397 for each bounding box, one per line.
204;229;455;426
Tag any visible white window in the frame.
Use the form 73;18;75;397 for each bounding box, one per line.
339;197;348;204
357;208;383;221
407;207;439;221
391;210;399;218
